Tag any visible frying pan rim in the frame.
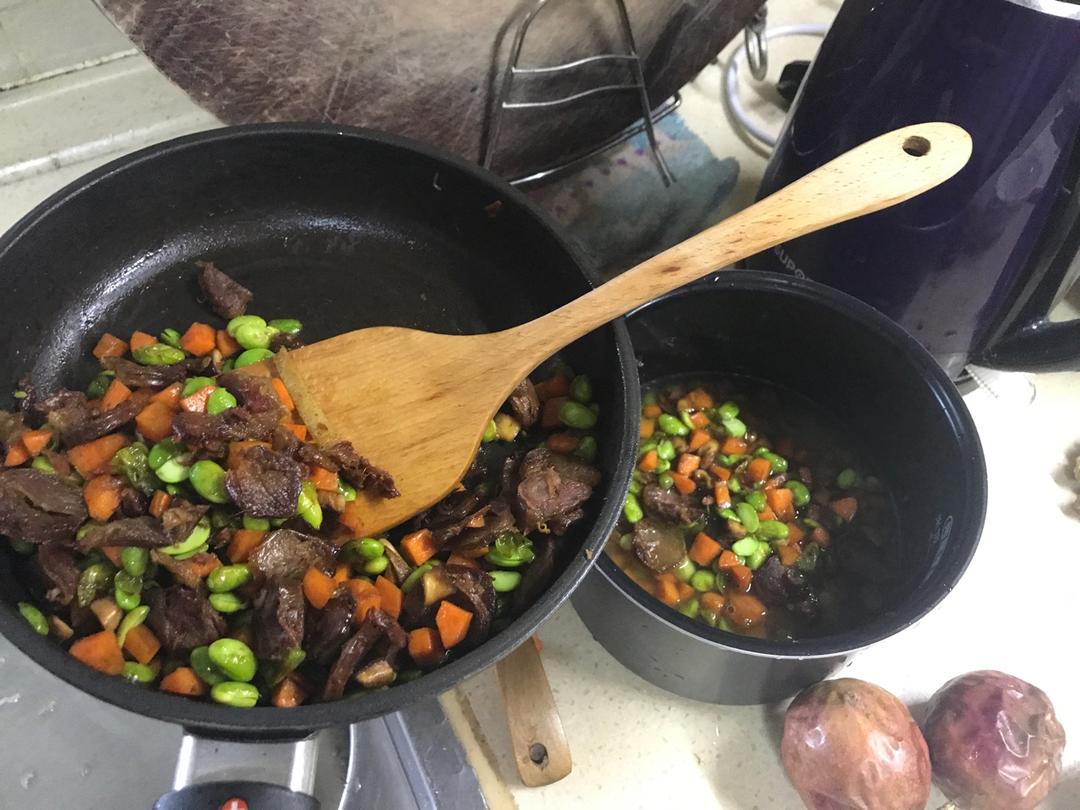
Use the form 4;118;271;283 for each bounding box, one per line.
0;123;639;737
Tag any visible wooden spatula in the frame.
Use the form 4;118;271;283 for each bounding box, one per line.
272;123;972;535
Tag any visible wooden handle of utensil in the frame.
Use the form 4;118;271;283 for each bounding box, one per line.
495;637;572;787
508;122;971;357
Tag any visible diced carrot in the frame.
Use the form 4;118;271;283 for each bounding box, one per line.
654;572;679;607
228;529;266;562
687;388;714;410
676;453;700;476
639;418;656;440
135;401;175;443
435;600;473;649
352;591;381;621
675;581;695;603
4;442;30;467
716;549;740;570
92;333;128;359
533;374;569;401
19;429;53;457
777;544;802;566
84;475;123;522
216;329;242;358
344;577;378;607
747;457;772;483
757;507;776;522
688;532;722;566
689;411;710;429
281;422;308;441
713;483;731;509
830;497;858;522
765;475;786;491
446;553;478;569
638;449;658;472
129;331;156;351
786;522;806;544
408;627;445;668
401;528;438;566
710;465;732;481
766;488;795;522
272;674;308;708
374;576;402;620
69;631;125;675
179;385;216;413
670;472;696;495
271;378;296;412
68;433;128;478
689;429;710;450
728;564;753;592
700;591;726;616
540;396;567;429
100;378;132;411
725;591;767;628
180;322;216;356
160;666;206;697
332;563;350;584
100;546;124;566
811;526;831;546
302;567;337;609
123;624;161;665
338;500;366;535
546;433;579;454
227;440;271;469
720;437;748;455
151;382;183;411
149;490;171;518
642;403;662;418
184;553;223;580
310;466;339;492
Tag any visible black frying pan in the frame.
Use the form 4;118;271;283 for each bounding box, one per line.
0;126;636;767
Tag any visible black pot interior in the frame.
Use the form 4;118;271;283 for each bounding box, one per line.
0;125;635;736
598;272;987;658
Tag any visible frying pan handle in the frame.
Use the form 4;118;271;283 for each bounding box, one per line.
153;731;321;809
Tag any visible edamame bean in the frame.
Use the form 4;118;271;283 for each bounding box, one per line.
86;371;114;398
573;435;598;464
234;348;274;368
363;556;390;576
559;401;597;429
758;520;789;540
114;570;142;595
190;460;230;503
211;681;260;708
657;472;674;490
745;490;767;512
638;439;658;456
190;646;226;685
657;413;689;436
617;533;634;551
731;537;760;557
182;377;216;397
677;599;700;619
155;458;191;483
718;507;739;522
268;318;303;335
784;480;811;507
654;458;671;474
746;542;771;571
642;389;658;406
673;557;696;583
235;322;275;350
208;638;257;682
120;546;148;577
680;411;695;431
160;518;211;556
159;328;183;349
727;476;743;495
207;564;252;593
242;515;270;531
116;605;149;646
357;538;386;560
481;419;497;442
716;401;739;420
721;416;747;438
122;662;156;684
226;314;266;337
763;452;789;473
690;570;715;592
337;480;357;502
207;388;238;415
132;343;185;365
297;480;322;529
401;562;436;593
655;439;676;461
115;588;140;611
209;593;249;613
489;570;522;592
627;478;642;496
77;562;114;608
836;468;859;489
734;502;760;533
148;438;185;470
31;456;55;474
622;492;643;524
17;602;48;635
569;374;592;403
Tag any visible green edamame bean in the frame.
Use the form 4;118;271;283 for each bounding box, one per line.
337;480;357;502
114;588;140;611
234;348;274;368
623;492;643;524
657;472;674;490
268;318;303;335
573;435;598;464
642;390;658;406
482;419;497;442
160;518;211;556
77;562;114;607
489;570;522;592
116;605;149;646
731;537;760;558
569;374;592;403
191;646;226;685
358;538;385;560
297;480;322;529
120;546;148;577
17;602;48;635
758;520;790;540
617;533;634;551
677;598;700;619
690;570;715;592
86;371;114;399
363;556;390;576
680;411;695;431
784;480;811;507
656;413;689;436
627;478;642;496
559;401;597;429
148;438;185;470
734;502;760;533
182;377;216;397
721;417;747;439
716;401;739;420
745;490;767;512
638;439;658;456
654;458;671;474
401;562;436;593
763;452;789;473
122;662;156;684
209;592;249;613
746;542;771;571
211;681;260;708
234;322;274;350
206;388;238;415
837;468;860;489
208;638;257;682
727;476;743;495
132;343;186;365
673;557;696;583
655;439;676;461
189;460;230;503
31;456;55;474
159;328;183;349
154;458;190;484
719;507;739;522
207;564;252;594
226;315;267;337
114;570;142;595
242;515;270;531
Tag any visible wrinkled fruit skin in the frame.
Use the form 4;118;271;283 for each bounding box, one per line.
782;678;931;810
923;670;1065;810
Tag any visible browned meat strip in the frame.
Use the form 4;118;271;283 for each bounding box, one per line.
151;550;221;590
225;445;303;518
514;447;600;535
248;529;337;582
77;516;170;551
197;261;252;319
160;499;209;543
305;586;357;664
507;379;540;427
252;580;306;660
0;468;87;545
36;543;81;606
641;483;705;525
145;586;226;654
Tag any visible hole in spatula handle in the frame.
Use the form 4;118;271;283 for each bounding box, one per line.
902;135;931;157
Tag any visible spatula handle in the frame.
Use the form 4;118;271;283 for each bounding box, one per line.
510;122;971;356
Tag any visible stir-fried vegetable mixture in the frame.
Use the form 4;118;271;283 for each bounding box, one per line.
0;263;602;706
606;378;898;640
